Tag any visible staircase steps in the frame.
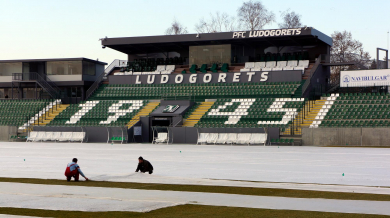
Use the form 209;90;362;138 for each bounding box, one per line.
183;102;214;127
282;99;326;135
33;104;70;126
127;102;160;129
302;63;314;80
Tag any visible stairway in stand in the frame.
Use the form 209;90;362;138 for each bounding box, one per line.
127;102;160;129
33;104;69;126
183;102;214;127
282;99;326;135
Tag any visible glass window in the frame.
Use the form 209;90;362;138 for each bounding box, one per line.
0;62;23;76
189;44;231;66
47;61;82;75
82;61;96;75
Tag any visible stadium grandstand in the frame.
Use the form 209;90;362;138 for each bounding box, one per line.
1;27;389;146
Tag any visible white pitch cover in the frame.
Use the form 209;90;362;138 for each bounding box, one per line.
340;69;390;87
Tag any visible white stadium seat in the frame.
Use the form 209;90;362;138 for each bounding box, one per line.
272;61;287;71
283;60;298;70
251;62;266;71
261;61;276;71
154;132;168;144
294;60;309;73
155;65;166;74
240;62;254;72
161;65;175;74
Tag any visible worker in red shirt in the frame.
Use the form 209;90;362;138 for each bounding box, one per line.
64;158;89;182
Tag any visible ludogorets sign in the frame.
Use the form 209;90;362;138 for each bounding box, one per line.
232;28;302;38
109;71;302;85
340;69;390;87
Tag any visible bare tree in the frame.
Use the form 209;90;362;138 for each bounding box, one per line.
195;12;239;33
370;59;377;69
278;9;302;29
330;30;371;84
237;0;275;31
165;19;188;35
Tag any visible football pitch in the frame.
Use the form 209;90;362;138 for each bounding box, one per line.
1;142;390;217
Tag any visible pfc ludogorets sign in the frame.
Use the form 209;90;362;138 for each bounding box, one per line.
340;69;390;87
109;71;302;85
232;28;302;38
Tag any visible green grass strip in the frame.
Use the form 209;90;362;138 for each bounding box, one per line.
1;205;390;218
0;177;389;202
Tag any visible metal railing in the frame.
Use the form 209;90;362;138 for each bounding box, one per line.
12;72;60;99
43;73;61;94
161;93;193;101
86;59;127;100
85;72;105;100
301;54;327;95
105;59;127;75
282;99;315;136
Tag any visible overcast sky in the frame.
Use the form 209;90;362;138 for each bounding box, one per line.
0;0;389;65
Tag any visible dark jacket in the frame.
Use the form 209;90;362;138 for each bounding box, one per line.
136;159;153;172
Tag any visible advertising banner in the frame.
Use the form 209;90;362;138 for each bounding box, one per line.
340;69;390;87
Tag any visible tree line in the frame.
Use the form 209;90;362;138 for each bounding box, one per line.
165;0;301;35
165;0;375;85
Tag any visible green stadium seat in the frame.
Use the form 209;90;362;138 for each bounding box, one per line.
199;64;208;73
221;63;229;72
189;64;197;74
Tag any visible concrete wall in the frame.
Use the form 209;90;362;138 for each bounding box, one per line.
0;76;13;83
302;128;390;146
0;126;17;141
47;75;82;82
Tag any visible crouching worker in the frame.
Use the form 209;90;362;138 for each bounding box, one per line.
135;156;153;174
65;158;89;181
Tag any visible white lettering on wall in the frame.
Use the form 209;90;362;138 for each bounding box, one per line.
189;74;197;83
175;74;184;83
218;73;227;82
233;73;241;82
147;75;155;84
246;28;302;38
260;72;269;82
161;75;169;84
203;74;212;83
232;31;246;38
135;75;141;84
247;72;255;82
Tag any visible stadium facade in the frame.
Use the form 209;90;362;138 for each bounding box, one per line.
2;27;390;146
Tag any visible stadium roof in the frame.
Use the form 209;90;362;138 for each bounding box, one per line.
102;27;332;55
0;58;107;65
